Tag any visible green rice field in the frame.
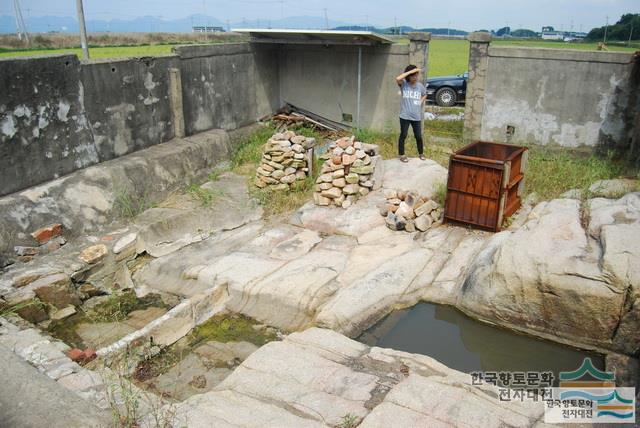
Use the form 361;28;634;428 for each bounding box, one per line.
1;38;637;76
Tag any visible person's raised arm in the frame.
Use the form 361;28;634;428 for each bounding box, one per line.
395;68;421;86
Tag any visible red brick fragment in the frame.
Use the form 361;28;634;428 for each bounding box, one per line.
30;224;62;244
83;348;97;363
67;348;84;362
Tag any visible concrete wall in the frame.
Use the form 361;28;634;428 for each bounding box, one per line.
1;39;422;197
81;56;180;161
277;43;412;131
0;44;280;197
175;43;280;134
464;35;637;150
0;55;97;196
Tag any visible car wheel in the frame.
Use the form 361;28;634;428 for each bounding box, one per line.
435;87;457;107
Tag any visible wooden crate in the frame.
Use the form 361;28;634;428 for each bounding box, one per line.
443;141;528;232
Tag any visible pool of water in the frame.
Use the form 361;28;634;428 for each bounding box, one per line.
358;303;604;384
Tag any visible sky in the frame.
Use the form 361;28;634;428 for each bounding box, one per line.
2;0;638;32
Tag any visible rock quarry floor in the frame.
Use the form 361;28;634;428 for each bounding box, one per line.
1;157;639;427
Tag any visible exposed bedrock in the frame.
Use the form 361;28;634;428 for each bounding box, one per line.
460;193;640;356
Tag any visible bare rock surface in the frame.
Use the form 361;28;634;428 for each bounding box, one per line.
460;193;640;355
381;158;448;197
148;328;546;427
135;173;263;257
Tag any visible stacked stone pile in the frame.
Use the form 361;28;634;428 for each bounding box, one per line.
379;189;442;232
313;136;381;208
255;131;315;190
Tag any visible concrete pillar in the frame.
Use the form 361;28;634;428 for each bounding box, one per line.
408;32;431;80
168;68;185;138
463;32;491;143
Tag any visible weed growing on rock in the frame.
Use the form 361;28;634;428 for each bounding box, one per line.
336;413;361;428
187;314;278;348
433;182;447;206
186;184;222;207
115;186;154;218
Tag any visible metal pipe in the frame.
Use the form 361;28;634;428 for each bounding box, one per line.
76;0;90;60
356;45;362;128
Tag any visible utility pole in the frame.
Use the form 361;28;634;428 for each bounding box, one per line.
13;0;30;45
604;15;608;43
629;25;634;47
76;0;90;60
394;16;397;35
323;8;329;30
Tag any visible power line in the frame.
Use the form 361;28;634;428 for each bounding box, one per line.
13;0;30;44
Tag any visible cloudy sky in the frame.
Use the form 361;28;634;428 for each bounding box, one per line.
2;0;638;31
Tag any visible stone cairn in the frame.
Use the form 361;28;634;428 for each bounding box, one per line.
313;136;380;208
379;189;442;232
255;130;315;190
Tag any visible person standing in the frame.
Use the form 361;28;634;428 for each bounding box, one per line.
395;64;427;162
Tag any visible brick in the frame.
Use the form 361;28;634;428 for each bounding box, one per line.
67;348;84;362
30;224;63;244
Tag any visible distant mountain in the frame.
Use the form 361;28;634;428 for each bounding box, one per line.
333;25;468;36
0;14;348;34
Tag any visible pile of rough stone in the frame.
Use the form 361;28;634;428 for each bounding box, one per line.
313;136;381;208
379;189;442;232
255;130;315;190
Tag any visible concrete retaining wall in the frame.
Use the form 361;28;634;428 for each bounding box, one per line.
0;55;97;197
0;44;279;197
278;43;409;131
464;34;637;151
0;126;260;254
175;43;280;134
1;38;425;197
81;56;180;161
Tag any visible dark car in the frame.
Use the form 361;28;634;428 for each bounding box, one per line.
426;72;468;107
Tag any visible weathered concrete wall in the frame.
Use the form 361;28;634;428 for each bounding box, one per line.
471;44;636;148
278;43;410;131
0;125;260;254
0;55;97;196
175;43;280;134
81;56;180;161
1;40;414;197
0;44;280;197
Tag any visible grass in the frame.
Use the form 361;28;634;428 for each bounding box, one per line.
47;290;168;349
525;147;625;200
428;39;470;77
358;118;630;202
0;44;176;59
114;186;154;218
427;39;638;77
133;313;278;383
186;184;221;207
187;313;277;348
3;37;635;73
231;123;324;217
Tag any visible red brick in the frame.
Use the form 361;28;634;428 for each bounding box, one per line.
67;348;84;362
82;348;97;363
30;224;62;244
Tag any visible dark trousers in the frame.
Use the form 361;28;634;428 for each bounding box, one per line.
398;118;424;156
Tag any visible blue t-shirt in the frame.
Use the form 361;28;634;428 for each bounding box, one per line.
399;80;427;121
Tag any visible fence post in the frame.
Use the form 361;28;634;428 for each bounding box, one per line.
168;68;185;138
464;32;491;143
408;32;431;81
